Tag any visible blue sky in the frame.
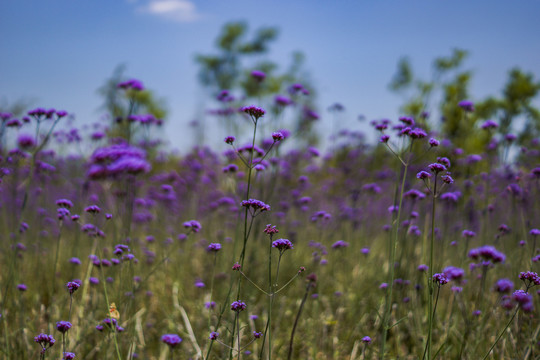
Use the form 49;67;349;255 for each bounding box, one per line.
1;0;539;151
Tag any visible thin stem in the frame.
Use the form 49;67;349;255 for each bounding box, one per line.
426;175;438;360
423;285;441;360
287;283;310;360
237;313;241;360
482;306;519;360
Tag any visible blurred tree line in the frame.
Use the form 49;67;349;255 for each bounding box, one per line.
389;49;540;154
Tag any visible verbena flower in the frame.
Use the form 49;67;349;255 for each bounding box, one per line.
34;333;56;353
272;239;294;252
458;100;474;112
241;105;265;120
207;243;222;252
519;271;540;286
494;278;514;293
56;321;72;333
66;281;80;295
231;300;247;312
209;332;219;340
63;352;76;359
361;336;372;344
161;334;182;348
432;273;449;285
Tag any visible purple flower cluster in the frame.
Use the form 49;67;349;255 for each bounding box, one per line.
207;243;222;252
519;271;540;287
241;199;271;213
231;300;247;312
264;224;279;235
117;78;144;91
161;334;182;348
56;321;72;333
468;245;506;263
272;238;294;251
87;144;151;179
183;220;202;233
241;105;266;120
66;281;80;295
34;333;55;353
432;273;449;285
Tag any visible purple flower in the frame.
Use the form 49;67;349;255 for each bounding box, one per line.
429;138;440;147
428;163;446;173
530;229;540;237
264;224;279;235
63;352;76;359
272;132;284;142
432;273;449;285
241;199;270;213
481;120;498;130
272;238;294;252
56;199;74;209
117;79;144;91
494;278;514;293
183;220;202;233
441;174;454;184
275;95;293;106
209;332;219;340
17;134;36;149
231;300;247;312
85;205;101;214
224;136;235;145
361;336;372;345
417;171;432;180
56;321;72;333
519;271;540;286
251;70;266;82
253;331;263;339
17;284;27;292
468;245;506;263
241;105;266;120
418;264;429;272
66;281;80;295
331;240;349;249
34;333;56;353
443;266;465;281
232;262;241;271
207;243;222;252
161;334;182;348
380;134;390;143
409;128;427;139
458;100;474;112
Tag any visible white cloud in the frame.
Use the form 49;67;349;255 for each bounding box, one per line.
138;0;202;22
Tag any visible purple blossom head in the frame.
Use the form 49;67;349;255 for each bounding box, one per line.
34;333;56;351
241;199;270;213
409;128;427;139
519;271;540;287
183;220;202;233
224;136;235;145
66;281;80;295
468;245;506;263
275;95;293;107
481;120;498;130
272;238;294;252
231;300;247;312
429;138;440;147
56;321;72;334
380;134;390;143
117;79;144;91
250;70;266;82
264;224;279;235
56;199;74;209
417;171;432;180
443;266;465;281
432;273;449;285
207;243;222;252
161;334;182;348
494;278;514;293
458;100;474;112
253;331;263;339
272;132;284;142
63;352;75;360
209;332;219;340
17;284;27;292
17;134;36;149
530;229;540;237
361;336;372;345
428;163;446;173
241;105;266;120
331;240;349;249
418;264;428;272
441;174;454;184
512;290;534;312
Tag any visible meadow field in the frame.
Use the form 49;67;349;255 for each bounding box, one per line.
0;77;539;360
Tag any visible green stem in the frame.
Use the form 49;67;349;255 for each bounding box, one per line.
482;306;519;360
427;175;438;360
